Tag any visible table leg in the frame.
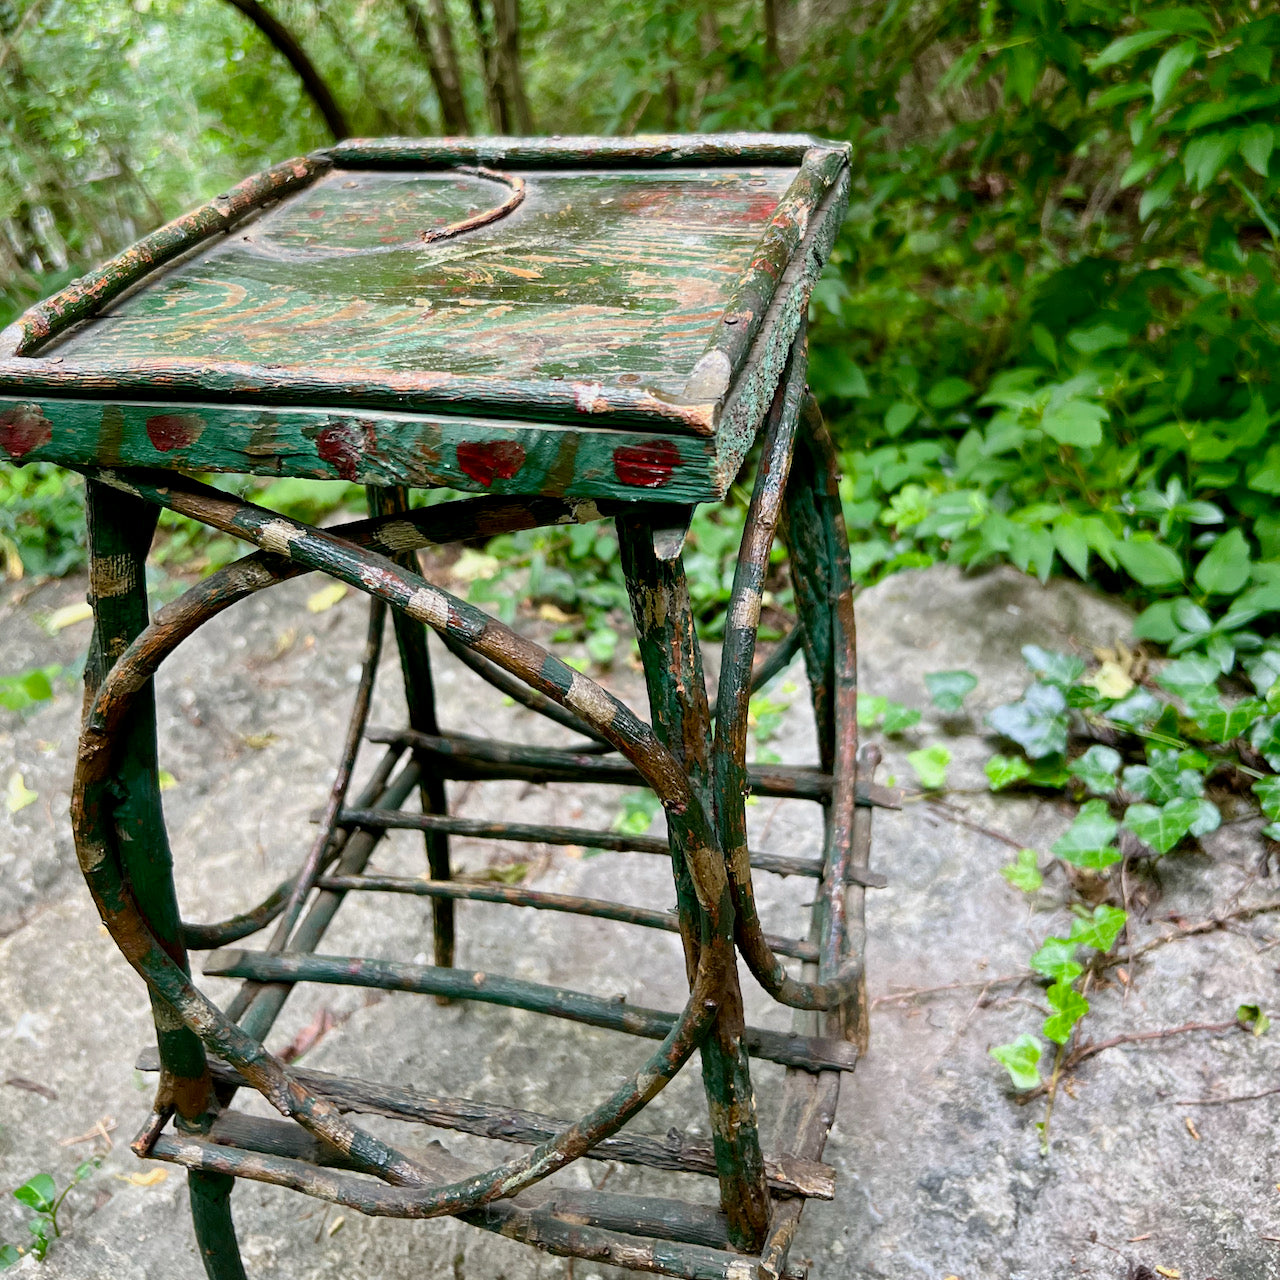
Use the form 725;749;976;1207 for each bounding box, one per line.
83;478;243;1278
617;515;771;1254
367;486;454;973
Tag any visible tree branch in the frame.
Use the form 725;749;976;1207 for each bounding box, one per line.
220;0;350;140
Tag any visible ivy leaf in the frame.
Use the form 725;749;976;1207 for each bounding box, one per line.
986;753;1032;790
925;669;978;712
1105;688;1163;728
1252;775;1280;823
987;682;1069;758
1121;748;1204;803
990;1034;1043;1090
1069;904;1127;954
1052;799;1121;869
1187;797;1221;838
1113;536;1184;587
856;695;888;728
1250;716;1280;771
907;744;951;790
1030;936;1083;983
1244;649;1280;699
1122;798;1200;854
1068;744;1122;796
1187;694;1266;744
1155;655;1220;698
1193;528;1252;595
882;702;923;734
1021;645;1086;686
1044;982;1090;1045
1001;848;1044;893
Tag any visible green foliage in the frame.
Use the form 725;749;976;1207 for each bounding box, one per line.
3;1160;100;1265
1000;848;1043;893
925;669;977;713
3;0;1278;693
0;467;84;580
989;1034;1043;1091
988;640;1279;1104
612;789;660;837
0;665;61;713
907;744;951;790
811;0;1280;676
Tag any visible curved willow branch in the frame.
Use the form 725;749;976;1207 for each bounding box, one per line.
74;469;735;1220
712;353;861;1012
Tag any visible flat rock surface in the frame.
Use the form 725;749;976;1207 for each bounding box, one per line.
1;561;1277;1279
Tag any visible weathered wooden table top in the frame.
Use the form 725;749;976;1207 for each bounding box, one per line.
0;135;850;503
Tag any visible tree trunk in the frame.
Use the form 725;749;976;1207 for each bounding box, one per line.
220;0;350;140
401;0;472;135
491;0;533;133
468;0;510;132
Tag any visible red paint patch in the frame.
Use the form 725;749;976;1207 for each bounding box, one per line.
0;403;52;459
146;413;205;452
316;423;364;481
613;440;680;488
456;440;526;487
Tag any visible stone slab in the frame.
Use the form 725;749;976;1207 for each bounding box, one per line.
0;562;1276;1278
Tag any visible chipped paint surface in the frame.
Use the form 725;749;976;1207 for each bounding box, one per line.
455;439;526;486
258;519;305;557
564;672;618;727
406;585;451;629
0;402;51;457
613;440;680;487
145;412;205;452
47;167;796;400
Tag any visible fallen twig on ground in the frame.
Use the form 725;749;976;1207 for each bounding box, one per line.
1020;1019;1241;1101
1176;1084;1280;1107
925;799;1027;851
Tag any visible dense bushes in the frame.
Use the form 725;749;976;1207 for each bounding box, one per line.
2;0;1278;683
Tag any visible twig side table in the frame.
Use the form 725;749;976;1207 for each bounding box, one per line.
0;134;889;1280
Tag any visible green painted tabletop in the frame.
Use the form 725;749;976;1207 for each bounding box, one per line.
0;135;850;504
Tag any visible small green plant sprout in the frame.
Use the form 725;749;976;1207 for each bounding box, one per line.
3;1158;101;1265
0;664;62;713
746;687;792;764
1237;1004;1270;1037
1001;848;1043;893
989;1034;1043;1091
856;694;922;735
907;744;951;790
925;669;978;713
612;790;660;838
